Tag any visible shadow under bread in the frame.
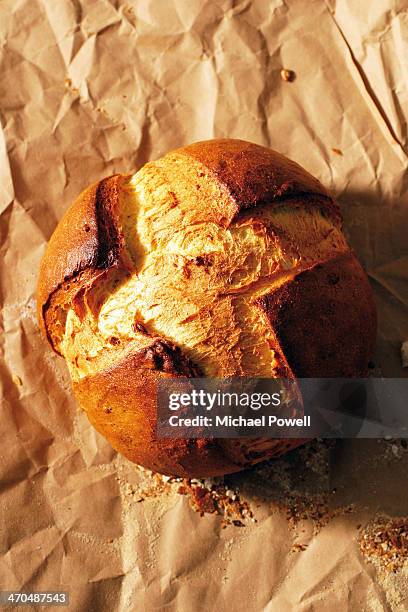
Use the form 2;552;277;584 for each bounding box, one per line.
223;438;408;518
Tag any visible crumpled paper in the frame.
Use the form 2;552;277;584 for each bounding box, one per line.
1;0;408;610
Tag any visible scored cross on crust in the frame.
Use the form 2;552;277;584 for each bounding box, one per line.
37;139;376;477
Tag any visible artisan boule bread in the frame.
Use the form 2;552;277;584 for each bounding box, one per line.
37;139;376;477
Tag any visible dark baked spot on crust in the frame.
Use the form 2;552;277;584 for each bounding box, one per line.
327;272;340;285
194;255;212;268
168;191;179;208
182;264;191;279
182;255;213;278
142;339;201;376
133;319;150;335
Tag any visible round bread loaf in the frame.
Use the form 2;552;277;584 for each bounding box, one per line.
37;139;376;477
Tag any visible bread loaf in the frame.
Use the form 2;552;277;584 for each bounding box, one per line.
37;139;376;477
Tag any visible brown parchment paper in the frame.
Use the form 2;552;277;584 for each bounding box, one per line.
1;1;408;610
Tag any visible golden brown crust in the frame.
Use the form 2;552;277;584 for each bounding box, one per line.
73;343;306;477
73;348;238;477
256;253;377;377
37;175;125;351
37;139;377;477
177;139;339;218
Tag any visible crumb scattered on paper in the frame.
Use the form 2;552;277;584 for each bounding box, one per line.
119;466;254;527
292;542;308;552
128;441;352;534
380;438;408;461
401;341;408;367
245;440;337;533
11;373;22;386
177;479;255;527
280;69;295;82
118;469;171;506
360;517;408;573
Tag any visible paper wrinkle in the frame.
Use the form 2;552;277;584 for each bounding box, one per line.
0;121;14;213
39;0;81;69
322;10;405;181
369;270;408;309
326;1;408;156
1;0;408;609
5;525;68;587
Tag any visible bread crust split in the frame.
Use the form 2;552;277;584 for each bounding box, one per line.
37;139;376;477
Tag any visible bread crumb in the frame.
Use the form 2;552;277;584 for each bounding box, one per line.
331;148;343;156
292;543;308;552
401;341;408;367
177;479;254;525
64;77;78;95
125;441;356;535
12;373;22;386
382;438;408;461
125;466;253;527
360;516;408;573
280;69;295;82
